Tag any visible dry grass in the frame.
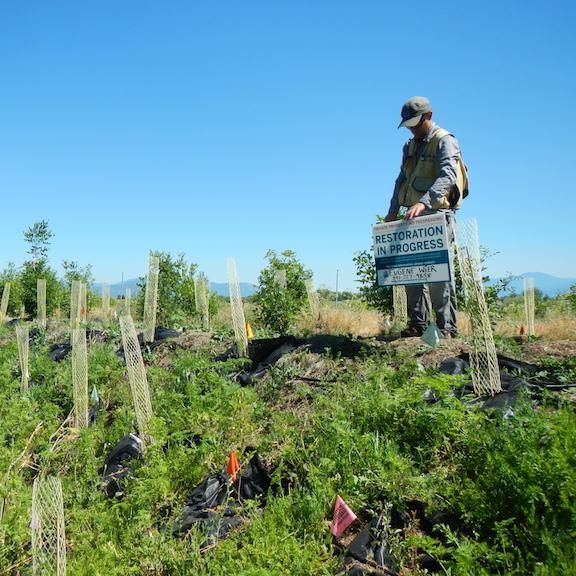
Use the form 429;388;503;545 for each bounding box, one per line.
215;300;576;341
297;303;384;337
300;305;576;341
456;312;576;341
494;316;576;341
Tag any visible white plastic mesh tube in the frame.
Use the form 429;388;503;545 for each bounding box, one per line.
15;324;29;392
31;475;66;575
392;284;408;329
101;282;110;321
120;315;154;440
72;328;89;429
227;258;248;357
305;278;320;321
125;288;131;317
195;274;210;328
524;277;535;336
143;256;160;343
456;218;501;395
80;282;87;324
0;282;10;319
70;281;83;329
274;269;287;289
37;279;46;328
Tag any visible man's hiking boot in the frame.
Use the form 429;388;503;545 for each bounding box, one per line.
400;326;424;338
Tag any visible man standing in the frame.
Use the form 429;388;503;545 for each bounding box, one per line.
384;96;465;338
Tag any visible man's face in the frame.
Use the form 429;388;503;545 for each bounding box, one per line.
408;113;432;139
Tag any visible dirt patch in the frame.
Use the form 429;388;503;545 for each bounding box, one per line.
170;330;229;354
379;336;576;368
147;330;231;370
385;336;469;369
519;340;576;362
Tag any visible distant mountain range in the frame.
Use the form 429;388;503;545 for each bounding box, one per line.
486;272;575;297
92;279;256;298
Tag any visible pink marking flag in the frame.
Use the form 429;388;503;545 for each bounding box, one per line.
331;495;357;537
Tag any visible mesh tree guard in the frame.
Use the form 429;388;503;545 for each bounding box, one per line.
125;288;131;317
226;258;248;357
0;281;10;320
456;218;501;395
37;279;47;328
274;269;287;289
80;283;87;324
194;274;210;329
101;282;110;322
392;284;408;331
15;324;29;392
143;256;160;343
72;328;89;429
305;279;320;321
31;475;66;576
523;277;535;336
70;281;82;329
119;315;154;443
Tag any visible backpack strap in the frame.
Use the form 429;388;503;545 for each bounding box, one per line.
427;128;468;208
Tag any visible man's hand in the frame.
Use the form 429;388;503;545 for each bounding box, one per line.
405;202;426;220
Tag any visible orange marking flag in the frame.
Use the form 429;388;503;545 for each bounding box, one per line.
226;451;240;477
331;495;357;537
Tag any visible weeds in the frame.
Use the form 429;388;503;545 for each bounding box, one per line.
0;315;575;575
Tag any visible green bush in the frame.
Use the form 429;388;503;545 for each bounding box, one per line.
252;250;312;335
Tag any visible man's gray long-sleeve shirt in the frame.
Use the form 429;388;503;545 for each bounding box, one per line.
388;123;461;213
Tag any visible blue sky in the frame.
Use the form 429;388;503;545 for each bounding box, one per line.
0;1;574;292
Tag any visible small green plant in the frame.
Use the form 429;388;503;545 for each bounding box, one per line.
252;249;312;334
352;248;393;315
60;260;99;316
135;251;201;329
564;283;576;311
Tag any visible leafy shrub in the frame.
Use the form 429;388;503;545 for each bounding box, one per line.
448;399;576;573
136;251;202;329
252;250;312;334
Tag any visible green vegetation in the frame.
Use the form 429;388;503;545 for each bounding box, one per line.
135;251;210;329
1;228;576;574
0;223;218;328
252;250;312;335
0;221;97;318
0;314;575;575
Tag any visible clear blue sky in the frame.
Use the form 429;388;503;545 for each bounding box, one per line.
1;1;574;292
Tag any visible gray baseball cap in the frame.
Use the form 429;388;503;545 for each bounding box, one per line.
398;96;431;128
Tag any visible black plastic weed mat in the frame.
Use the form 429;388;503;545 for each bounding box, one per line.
437;353;576;412
213;336;305;385
101;433;144;498
213;335;370;385
116;326;181;361
172;453;271;548
48;329;109;362
336;501;471;576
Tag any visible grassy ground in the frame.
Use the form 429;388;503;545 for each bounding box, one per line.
293;302;576;342
0;306;575;575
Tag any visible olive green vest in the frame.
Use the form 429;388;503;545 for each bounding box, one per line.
398;128;468;210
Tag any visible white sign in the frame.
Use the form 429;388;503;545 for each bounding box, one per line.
372;214;451;286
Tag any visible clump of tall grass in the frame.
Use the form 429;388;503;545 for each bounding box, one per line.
296;302;383;337
491;316;576;341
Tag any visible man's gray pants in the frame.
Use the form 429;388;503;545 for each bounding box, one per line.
405;211;457;335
